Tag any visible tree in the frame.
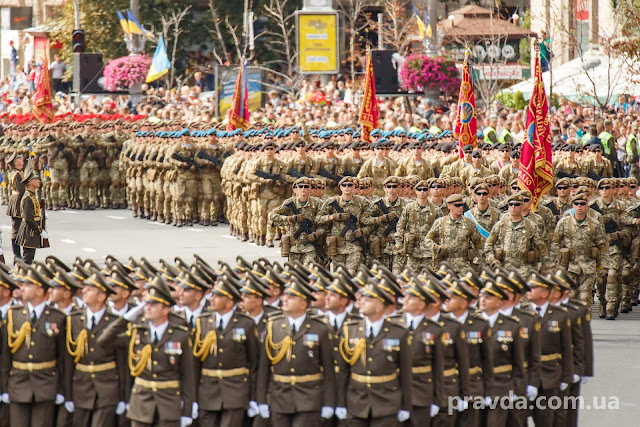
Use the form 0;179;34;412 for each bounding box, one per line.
610;0;640;78
365;0;417;55
336;0;374;84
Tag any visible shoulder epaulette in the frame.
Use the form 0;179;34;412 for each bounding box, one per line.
46;306;66;316
171;324;190;332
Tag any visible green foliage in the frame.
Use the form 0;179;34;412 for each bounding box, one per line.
497;90;527;110
518;10;531;66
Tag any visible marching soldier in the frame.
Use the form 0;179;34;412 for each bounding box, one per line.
97;276;197;427
16;171;47;265
465;183;501;242
2;268;67;427
193;278;259;425
337;282;412;425
6;153;25;261
256;279;336;426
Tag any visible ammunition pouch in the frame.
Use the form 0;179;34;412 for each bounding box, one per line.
467;248;476;262
591;247;601;260
527;250;537;263
559;248;570;268
369;235;382;260
280;235;291;257
326;236;338;257
632;237;640;261
494;248;504;262
405;233;417;255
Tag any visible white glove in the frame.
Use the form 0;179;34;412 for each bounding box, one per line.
191;402;199;419
64;402;74;413
397;410;410;422
40;230;49;239
0;393;8;404
247;401;259;418
123;303;145;321
430;404;439;417
258;404;270;419
581;376;591;385
0;248;4;255
180;417;193;427
55;394;65;405
125;403;130;411
572;374;581;384
116;401;126;415
335;407;347;420
560;382;568;391
526;385;538;401
321;406;334;419
456;399;468;412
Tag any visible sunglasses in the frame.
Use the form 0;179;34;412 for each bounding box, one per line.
475;192;489;196
385;184;398;189
452;203;465;208
508;202;522;207
491;183;499;187
341;183;354;187
594;150;602;153
600;186;612;190
264;147;275;150
556;186;569;190
572;184;580;188
573;201;587;206
522;198;531;202
416;187;429;192
472;154;482;158
630;185;637;189
431;184;444;189
296;185;310;189
510;186;519;190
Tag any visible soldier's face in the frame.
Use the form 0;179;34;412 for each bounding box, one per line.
479;293;501;313
384;183;399;199
340;182;354;197
403;295;426;314
282;293;307;316
211;294;233;313
526;286;549;304
22;283;43;303
82;285;105;306
240;293;262;313
311;291;326;308
49;287;71;304
144;301;169;322
179;288;201;308
443;294;467;313
359;296;383;317
325;291;347;312
109;287;130;303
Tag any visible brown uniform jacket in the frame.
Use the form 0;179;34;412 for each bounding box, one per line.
257;313;335;413
6;170;24;218
193;309;259;411
565;299;593;377
558;302;585;378
459;312;494;397
514;306;542;389
16;190;42;249
438;314;471;404
337;318;412;418
65;307;126;409
535;305;574;390
391;314;445;409
97;317;195;423
2;304;67;402
487;313;525;397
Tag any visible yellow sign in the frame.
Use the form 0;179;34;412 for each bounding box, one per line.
297;13;338;74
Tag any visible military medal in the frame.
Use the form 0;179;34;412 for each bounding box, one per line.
304;333;319;348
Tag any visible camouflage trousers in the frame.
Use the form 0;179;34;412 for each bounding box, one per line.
331;251;363;276
380;253;406;274
289;251;317;265
568;271;596;310
407;256;432;274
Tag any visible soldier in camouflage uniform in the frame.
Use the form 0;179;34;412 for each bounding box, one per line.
358;140;397;197
269;177;322;264
169;135;198;227
395;179;443;273
317;176;370;275
485;193;548;279
194;133;224;226
425;193;484;274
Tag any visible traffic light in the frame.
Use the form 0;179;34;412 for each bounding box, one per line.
72;29;85;53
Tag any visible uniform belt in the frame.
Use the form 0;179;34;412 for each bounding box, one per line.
493;364;513;374
411;365;432;374
34;217;41;221
351;371;398;384
202;367;249;378
12;360;56;372
523;362;528;370
134;377;180;391
469;366;482;375
541;353;562;362
273;373;323;385
76;361;117;373
443;368;459;377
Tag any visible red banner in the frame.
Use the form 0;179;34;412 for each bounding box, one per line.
454;56;478;158
358;53;378;143
226;60;250;131
518;50;553;210
32;56;54;124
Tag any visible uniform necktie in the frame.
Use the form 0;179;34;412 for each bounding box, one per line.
368;326;374;340
218;318;224;332
31;310;37;323
333;318;339;332
91;316;96;330
291;323;297;335
535;307;542;317
153;332;159;345
408;319;414;331
189;316;195;330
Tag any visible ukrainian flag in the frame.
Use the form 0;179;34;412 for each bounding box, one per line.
45;164;51;178
0;171;5;187
412;3;426;39
425;6;432;38
126;10;152;38
117;10;130;38
28;144;35;157
146;36;171;83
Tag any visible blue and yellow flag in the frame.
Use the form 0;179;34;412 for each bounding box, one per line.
146;36;171;83
126;10;152;38
0;171;5;187
412;3;426;39
45;164;51;178
28;144;35;157
424;5;432;38
117;10;130;38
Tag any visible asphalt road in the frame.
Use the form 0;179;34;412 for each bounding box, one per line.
0;209;636;425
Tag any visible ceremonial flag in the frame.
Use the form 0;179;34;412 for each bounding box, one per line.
117;10;130;38
28;144;35;157
518;48;553;210
358;53;379;143
226;60;250;131
126;10;152;38
454;55;478;157
424;5;432;38
146;36;171;83
412;3;426;39
0;171;5;187
32;56;55;124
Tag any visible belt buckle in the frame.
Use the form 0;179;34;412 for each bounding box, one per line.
366;375;372;384
150;381;157;392
89;365;96;373
27;362;33;372
290;376;296;385
216;369;223;378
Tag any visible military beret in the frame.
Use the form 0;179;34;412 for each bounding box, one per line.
445;194;464;204
383;176;401;186
506;193;525;204
555;177;572;188
339;176;357;186
570;193;589;204
293;177;313;188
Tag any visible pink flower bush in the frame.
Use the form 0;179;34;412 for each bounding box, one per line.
103;55;152;92
400;54;461;96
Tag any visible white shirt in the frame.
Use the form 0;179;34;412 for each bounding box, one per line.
327;310;348;330
529;301;549;318
49;60;66;79
149;320;169;342
57;304;74;315
499;306;514;317
288;314;306;333
405;313;424;330
253;310;264;325
482;311;499;328
215;306;236;331
429;312;441;323
346;301;356;313
109;301;128;317
184;306;203;327
86;306;106;329
265;298;281;308
452;310;469;324
0;300;12;319
364;316;385;338
28;301;47;320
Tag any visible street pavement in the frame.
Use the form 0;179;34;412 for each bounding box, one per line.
0;208;637;425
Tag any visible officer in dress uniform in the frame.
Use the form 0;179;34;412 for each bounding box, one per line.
5;153;25;262
1;267;67;427
0;269;19;427
97;276;197;427
193;278;259;426
16;171;47;265
64;272;126;427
